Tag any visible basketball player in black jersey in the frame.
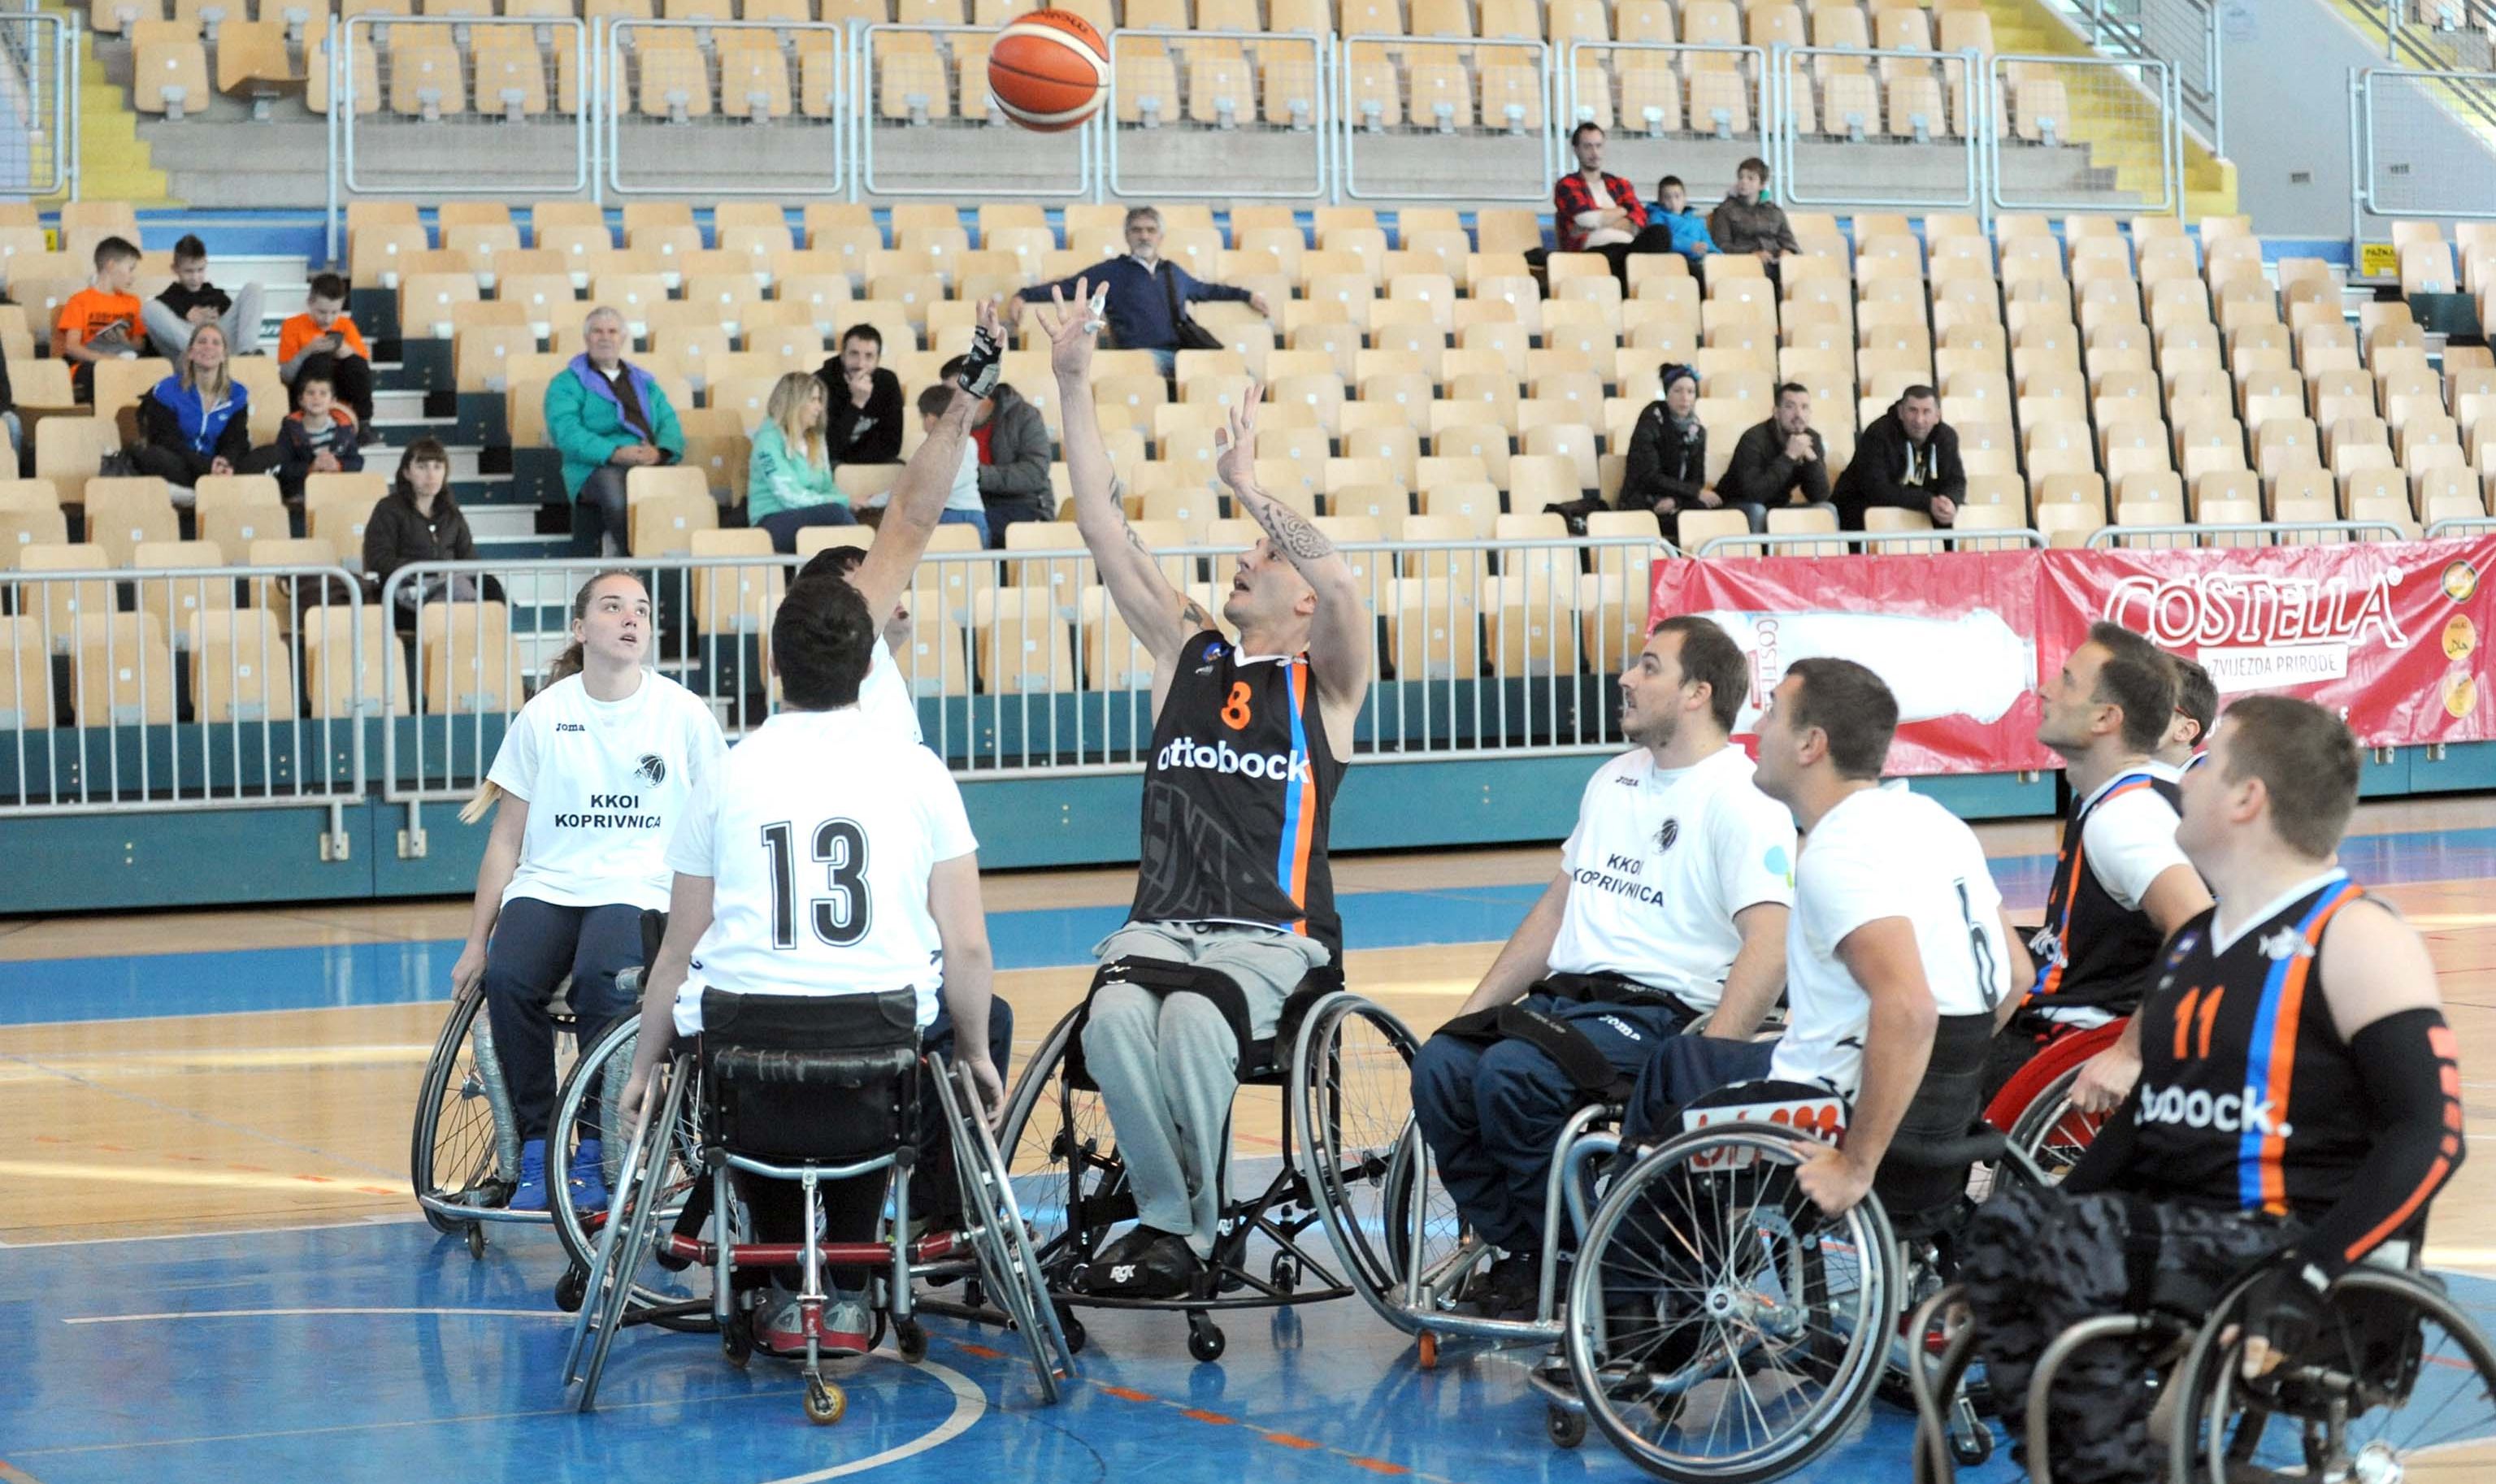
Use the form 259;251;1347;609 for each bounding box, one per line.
1960;696;2463;1483
1990;623;2212;1105
1037;280;1372;1298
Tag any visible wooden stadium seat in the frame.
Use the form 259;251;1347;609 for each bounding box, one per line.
83;478;180;568
132;34;212;116
72;613;178;724
189;609;293;722
417;599;516;714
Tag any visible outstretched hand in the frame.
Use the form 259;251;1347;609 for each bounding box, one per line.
1214;380;1262;491
1036;278;1101;380
974;296;1003;347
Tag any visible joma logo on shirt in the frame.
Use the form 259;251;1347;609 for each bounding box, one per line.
554;722;587;733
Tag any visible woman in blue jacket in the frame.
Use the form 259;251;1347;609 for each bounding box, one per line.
133;323;271;497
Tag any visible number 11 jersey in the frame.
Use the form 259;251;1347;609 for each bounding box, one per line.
666;705;978;1036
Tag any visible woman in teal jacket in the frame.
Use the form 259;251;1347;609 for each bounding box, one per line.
746;371;857;553
543;307;686;553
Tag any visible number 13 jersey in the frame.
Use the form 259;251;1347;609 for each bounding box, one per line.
1131;630;1347;953
666;705;978;1036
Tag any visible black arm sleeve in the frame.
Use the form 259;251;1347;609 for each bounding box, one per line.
2296;1007;2465;1277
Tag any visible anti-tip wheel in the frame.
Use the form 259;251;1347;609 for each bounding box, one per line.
465;1222;487;1261
721;1312;753;1370
1057;1308;1087;1355
554;1265;586;1313
1547;1408;1587;1450
896;1318;929;1364
803;1378;847;1425
1268;1253;1300;1295
1187;1317;1226;1363
1949;1423;1994;1466
1416;1330;1439;1370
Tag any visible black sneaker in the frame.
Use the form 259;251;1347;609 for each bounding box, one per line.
1459;1252;1542;1320
1079;1226;1202;1299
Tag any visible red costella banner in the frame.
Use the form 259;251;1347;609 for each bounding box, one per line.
1648;537;2496;774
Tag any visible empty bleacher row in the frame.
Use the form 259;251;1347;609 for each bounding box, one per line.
106;0;2084;146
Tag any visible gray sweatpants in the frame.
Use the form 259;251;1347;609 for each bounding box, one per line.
144;284;267;360
1081;920;1332;1258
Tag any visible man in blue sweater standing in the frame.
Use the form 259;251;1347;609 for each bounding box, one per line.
1017;206;1270;376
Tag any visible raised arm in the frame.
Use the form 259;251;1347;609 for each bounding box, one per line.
1039;280;1215;673
1213;388;1373;717
845;301;996;625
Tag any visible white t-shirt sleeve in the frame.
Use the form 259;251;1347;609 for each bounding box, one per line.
683;692;729;790
484;701;540;801
1712;788;1799;916
2081;789;2191;913
1558;762;1611;874
666;770;720;879
918;755;979;861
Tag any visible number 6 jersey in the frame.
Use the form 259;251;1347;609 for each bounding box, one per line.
665;705;978;1036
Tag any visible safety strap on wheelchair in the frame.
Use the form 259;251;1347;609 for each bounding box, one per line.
1063;956;1260;1090
1430;973;1683;1103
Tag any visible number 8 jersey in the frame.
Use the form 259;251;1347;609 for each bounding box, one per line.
664;705;978;1037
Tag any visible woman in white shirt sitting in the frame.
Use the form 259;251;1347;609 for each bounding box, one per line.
450;571;729;1213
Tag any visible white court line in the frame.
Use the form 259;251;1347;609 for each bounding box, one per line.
2;1213;425;1249
40;1304;986;1479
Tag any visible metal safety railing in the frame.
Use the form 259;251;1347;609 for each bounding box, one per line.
2080;520;2414;547
2038;0;2220;154
1105;28;1330;201
2379;0;2496;71
1695;527;2047;556
1771;46;1986;215
2;562;368;841
373;536;1669;809
857;21;1096;200
1561;39;1768;178
0;10;75;199
1338;33;1553;202
339;13;593;197
606;17;844;197
2350;65;2496;228
1982;51;2180;217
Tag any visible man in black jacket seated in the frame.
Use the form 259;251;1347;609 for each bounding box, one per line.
1717;382;1832;523
938;352;1053;547
813;323;904;469
1834;385;1964;532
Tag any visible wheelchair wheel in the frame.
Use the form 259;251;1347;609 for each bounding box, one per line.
996;1006;1127;1284
410;991;515;1236
1565;1127;1897;1484
549;1018;718;1328
936;1054;1075;1402
2001;1062;2103;1186
1289;992;1450;1329
2165;1265;2496;1484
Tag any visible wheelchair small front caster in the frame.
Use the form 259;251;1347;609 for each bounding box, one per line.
1056;1305;1087;1354
1187;1314;1226;1362
1948;1398;1992;1465
896;1317;928;1364
554;1265;586;1313
1546;1407;1587;1450
721;1312;752;1370
1268;1254;1299;1295
1417;1330;1439;1370
803;1377;845;1425
465;1222;487;1261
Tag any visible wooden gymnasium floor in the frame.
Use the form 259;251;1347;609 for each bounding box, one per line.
3;804;2496;1481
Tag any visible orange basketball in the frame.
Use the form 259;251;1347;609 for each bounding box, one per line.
987;8;1109;133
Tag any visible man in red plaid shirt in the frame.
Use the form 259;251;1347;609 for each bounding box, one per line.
1554;122;1647;282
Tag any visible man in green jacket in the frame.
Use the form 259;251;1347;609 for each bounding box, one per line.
545;306;687;554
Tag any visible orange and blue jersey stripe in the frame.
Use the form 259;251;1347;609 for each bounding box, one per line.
2034;772;2164;998
1275;657;1318;935
2238;879;2363;1214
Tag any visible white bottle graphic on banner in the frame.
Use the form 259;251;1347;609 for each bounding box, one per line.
1692;609;2034;730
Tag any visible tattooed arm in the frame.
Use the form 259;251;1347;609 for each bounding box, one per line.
1215;387;1374;721
1038;281;1214;680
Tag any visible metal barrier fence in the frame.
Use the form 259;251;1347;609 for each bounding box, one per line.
1773;46;1985;215
375;536;1667;806
605;18;844;197
0;11;73;198
2080;520;2413;547
1695;528;2047;556
1105;28;1330;201
857;22;1095;200
339;14;593;197
2036;0;2220;153
1338;33;1553;202
1983;52;2178;216
2;562;368;838
2380;0;2496;71
2351;65;2496;224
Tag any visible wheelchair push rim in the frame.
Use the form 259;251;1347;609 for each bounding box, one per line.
1565;1124;1898;1484
1289;991;1455;1335
2001;1061;2104;1187
2165;1264;2496;1484
411;989;539;1234
549;1015;718;1327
